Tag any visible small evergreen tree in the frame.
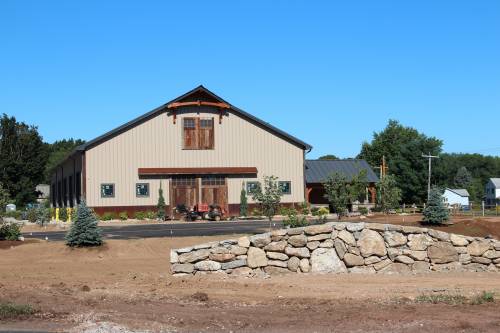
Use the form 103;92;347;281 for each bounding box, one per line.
240;184;248;217
65;201;102;247
423;188;449;225
157;182;166;220
252;175;283;222
323;172;349;219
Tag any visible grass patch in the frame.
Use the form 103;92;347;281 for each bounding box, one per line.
0;302;36;319
416;291;495;306
416;294;468;305
470;291;495;305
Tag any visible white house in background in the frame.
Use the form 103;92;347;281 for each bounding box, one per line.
443;188;470;207
485;178;500;206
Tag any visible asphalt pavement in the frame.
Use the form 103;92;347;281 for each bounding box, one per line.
23;220;284;241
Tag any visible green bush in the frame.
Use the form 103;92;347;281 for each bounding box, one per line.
279;206;296;216
36;206;50;226
359;207;368;215
0;221;21;240
251;208;262;217
299;201;309;215
134;211;146;220
310;206;320;216
0;302;35;319
4;211;21;220
118;211;128;220
26;208;38;223
100;212;116;221
283;210;308;228
145;211;156;219
59;207;68;222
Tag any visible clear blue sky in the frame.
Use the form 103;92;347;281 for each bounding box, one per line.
1;1;499;158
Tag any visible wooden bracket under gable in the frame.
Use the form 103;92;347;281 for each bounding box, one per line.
167;100;230;124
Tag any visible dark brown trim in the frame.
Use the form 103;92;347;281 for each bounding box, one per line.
167;101;231;109
138;167;258;176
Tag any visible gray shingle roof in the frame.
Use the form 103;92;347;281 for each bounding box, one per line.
490;178;500;189
447;188;470;197
305;159;379;184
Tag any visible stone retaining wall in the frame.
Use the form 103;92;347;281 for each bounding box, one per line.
170;222;500;277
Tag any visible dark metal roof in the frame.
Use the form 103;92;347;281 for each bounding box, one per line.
305;159;379;184
74;85;312;152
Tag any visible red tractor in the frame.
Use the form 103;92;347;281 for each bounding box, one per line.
175;203;225;221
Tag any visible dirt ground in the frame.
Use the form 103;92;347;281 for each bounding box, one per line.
1;236;500;332
361;214;500;239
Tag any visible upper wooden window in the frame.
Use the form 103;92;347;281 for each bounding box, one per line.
183;117;214;150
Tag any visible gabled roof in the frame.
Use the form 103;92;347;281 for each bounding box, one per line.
305;159;379;184
74;85;312;152
445;188;470;197
489;178;500;189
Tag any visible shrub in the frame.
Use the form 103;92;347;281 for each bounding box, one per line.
316;207;329;223
0;302;35;319
310;206;320;216
279;206;295;216
118;211;128;220
4;210;21;220
59;207;68;222
0;221;21;240
359;207;368;215
299;201;309;215
65;201;103;247
145;211;156;219
36;206;50;226
26;207;38;223
134;211;146;220
251;208;262;217
283;209;308;228
100;212;116;221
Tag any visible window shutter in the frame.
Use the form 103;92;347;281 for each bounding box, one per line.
183;118;198;149
199;118;214;149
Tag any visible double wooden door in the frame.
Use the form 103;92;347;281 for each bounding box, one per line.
170;176;228;216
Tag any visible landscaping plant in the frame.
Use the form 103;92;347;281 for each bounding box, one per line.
376;174;402;213
65;201;102;247
239;185;248;217
157;183;166;220
323;172;349;219
119;211;128;220
252;175;283;222
36;206;50;226
422;188;449;225
0;220;21;240
59;207;68;222
283;209;307;228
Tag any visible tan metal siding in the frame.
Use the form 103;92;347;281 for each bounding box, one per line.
85;106;305;207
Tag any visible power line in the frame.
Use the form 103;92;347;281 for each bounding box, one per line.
422;152;439;200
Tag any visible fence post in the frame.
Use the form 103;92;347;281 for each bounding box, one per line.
482;201;485;217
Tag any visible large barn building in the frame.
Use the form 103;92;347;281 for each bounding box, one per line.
50;86;313;216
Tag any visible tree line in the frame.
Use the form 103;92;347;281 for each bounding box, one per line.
0;114;84;207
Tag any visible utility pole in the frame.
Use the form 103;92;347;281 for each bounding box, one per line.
422;152;439;200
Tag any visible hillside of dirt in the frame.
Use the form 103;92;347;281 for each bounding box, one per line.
1;236;500;332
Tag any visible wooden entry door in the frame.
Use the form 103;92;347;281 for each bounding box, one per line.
170;177;198;217
201;176;228;213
